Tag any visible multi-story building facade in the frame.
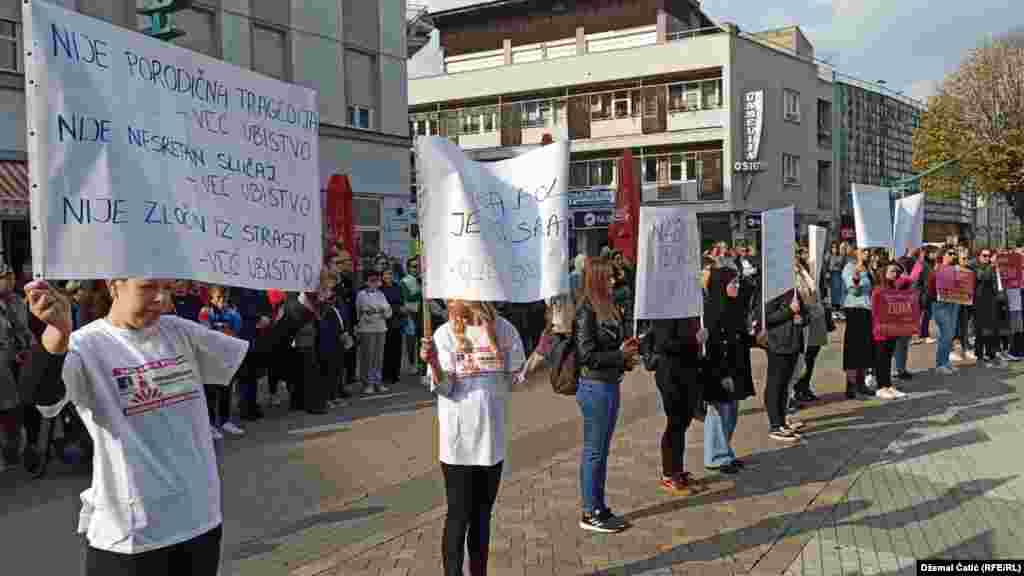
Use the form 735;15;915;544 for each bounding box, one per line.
0;0;412;276
408;0;837;255
831;79;973;243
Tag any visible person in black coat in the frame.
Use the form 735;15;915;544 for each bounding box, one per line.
973;249;1002;365
756;287;805;443
703;268;755;473
650;315;705;493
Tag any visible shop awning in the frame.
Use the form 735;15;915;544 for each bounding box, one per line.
0;160;28;218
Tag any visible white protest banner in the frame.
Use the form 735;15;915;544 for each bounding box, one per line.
634;206;701;320
808;225;827;284
24;1;320;291
416;136;569;302
761;206;795;302
893;193;925;258
851;183;894;250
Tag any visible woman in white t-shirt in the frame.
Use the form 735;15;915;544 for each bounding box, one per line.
22;278;251;576
420;300;525;576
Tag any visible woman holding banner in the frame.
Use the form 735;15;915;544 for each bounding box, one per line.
871;259;923;399
420;300;525;576
842;250;877;399
21;279;251;575
574;257;639;533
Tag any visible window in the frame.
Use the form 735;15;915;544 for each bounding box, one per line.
482;107;496;132
670;155;682;182
613;91;630;119
570;163;589;188
348;105;373;129
590;94;612;120
570;160;616;188
685;84;700;110
784;89;801;123
818;161;832;210
461;110;480;134
523;101;550;128
252;24;287;80
686;155;698;181
669;85;684;111
783;154;801;185
353;195;382;270
171;7;217;57
0;17;18;72
644;157;658;183
702;79;722;108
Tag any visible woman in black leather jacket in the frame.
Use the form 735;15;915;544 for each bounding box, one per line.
757;288;805;443
573;256;639;534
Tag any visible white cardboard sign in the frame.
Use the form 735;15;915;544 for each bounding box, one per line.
761;206;795;302
634;206;702;320
852;183;894;250
893;193;925;258
24;0;321;290
416;136;569;303
808;224;827;284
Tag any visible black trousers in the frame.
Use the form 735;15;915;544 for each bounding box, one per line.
296;347;326;412
656;376;693;478
441;461;503;576
383;326;403;384
977;333;1000;360
765;352;799;430
873;339;895;390
793;346;821;395
84;525;222;576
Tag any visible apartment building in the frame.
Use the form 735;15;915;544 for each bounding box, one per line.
0;0;412;275
408;0;837;255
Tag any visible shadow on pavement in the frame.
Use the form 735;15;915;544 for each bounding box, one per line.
230;505;387;561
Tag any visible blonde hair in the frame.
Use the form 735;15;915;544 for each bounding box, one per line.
578;257;620;323
447;300;501;364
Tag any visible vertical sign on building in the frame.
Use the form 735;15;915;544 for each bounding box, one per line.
735;90;764;173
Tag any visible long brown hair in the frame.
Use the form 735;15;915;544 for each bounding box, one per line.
578;256;620;322
448;300;501;360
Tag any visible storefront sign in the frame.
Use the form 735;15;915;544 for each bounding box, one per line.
568;187;615;207
735;90;764;173
573;210;614;230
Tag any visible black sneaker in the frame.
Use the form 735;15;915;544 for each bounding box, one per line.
795;391;818;402
580;510;628;533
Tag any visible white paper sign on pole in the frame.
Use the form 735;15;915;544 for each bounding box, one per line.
851;183;894;250
808;225;827;284
634;206;701;320
416;136;569;303
23;0;321;290
761;206;795;302
893;193;925;258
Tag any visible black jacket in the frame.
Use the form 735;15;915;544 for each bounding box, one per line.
760;291;804;355
574;301;626;384
704;299;756;403
651;317;702;409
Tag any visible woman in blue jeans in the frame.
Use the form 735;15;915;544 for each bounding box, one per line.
703;268;756;472
574;256;639;534
929;247;962;373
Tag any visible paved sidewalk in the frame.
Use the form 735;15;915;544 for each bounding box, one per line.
299;343;1024;575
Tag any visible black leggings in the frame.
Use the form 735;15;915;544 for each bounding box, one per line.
441;461;503;576
793;346;821;395
873;339;895;389
656;380;693;478
978;333;1001;360
85;524;222;576
765;352;799;430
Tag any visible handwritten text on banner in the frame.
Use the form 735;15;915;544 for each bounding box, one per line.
24;0;321;290
634;206;702;320
416;136;569;303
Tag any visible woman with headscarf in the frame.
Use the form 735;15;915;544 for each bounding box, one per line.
703;268;755;473
973;248;1005;367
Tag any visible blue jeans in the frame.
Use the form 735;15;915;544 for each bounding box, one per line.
893;336;910;374
932;302;960;368
830;271;845;308
576;378;621;514
704;401;738;468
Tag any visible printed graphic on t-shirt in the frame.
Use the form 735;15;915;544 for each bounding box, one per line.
112;355;200;416
454;347;504;378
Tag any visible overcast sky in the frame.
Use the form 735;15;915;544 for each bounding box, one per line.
418;0;1023;103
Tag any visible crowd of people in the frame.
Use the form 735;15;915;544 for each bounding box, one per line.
4;232;1022;575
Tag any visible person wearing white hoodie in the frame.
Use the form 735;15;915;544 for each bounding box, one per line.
356;270;392;394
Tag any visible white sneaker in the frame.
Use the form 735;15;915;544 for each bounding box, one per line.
876;387;894;399
222;422;245;436
950;351;964;362
965;350;977;360
890;388;907;398
210;426;224;440
864;374;878;391
936;366;955;375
